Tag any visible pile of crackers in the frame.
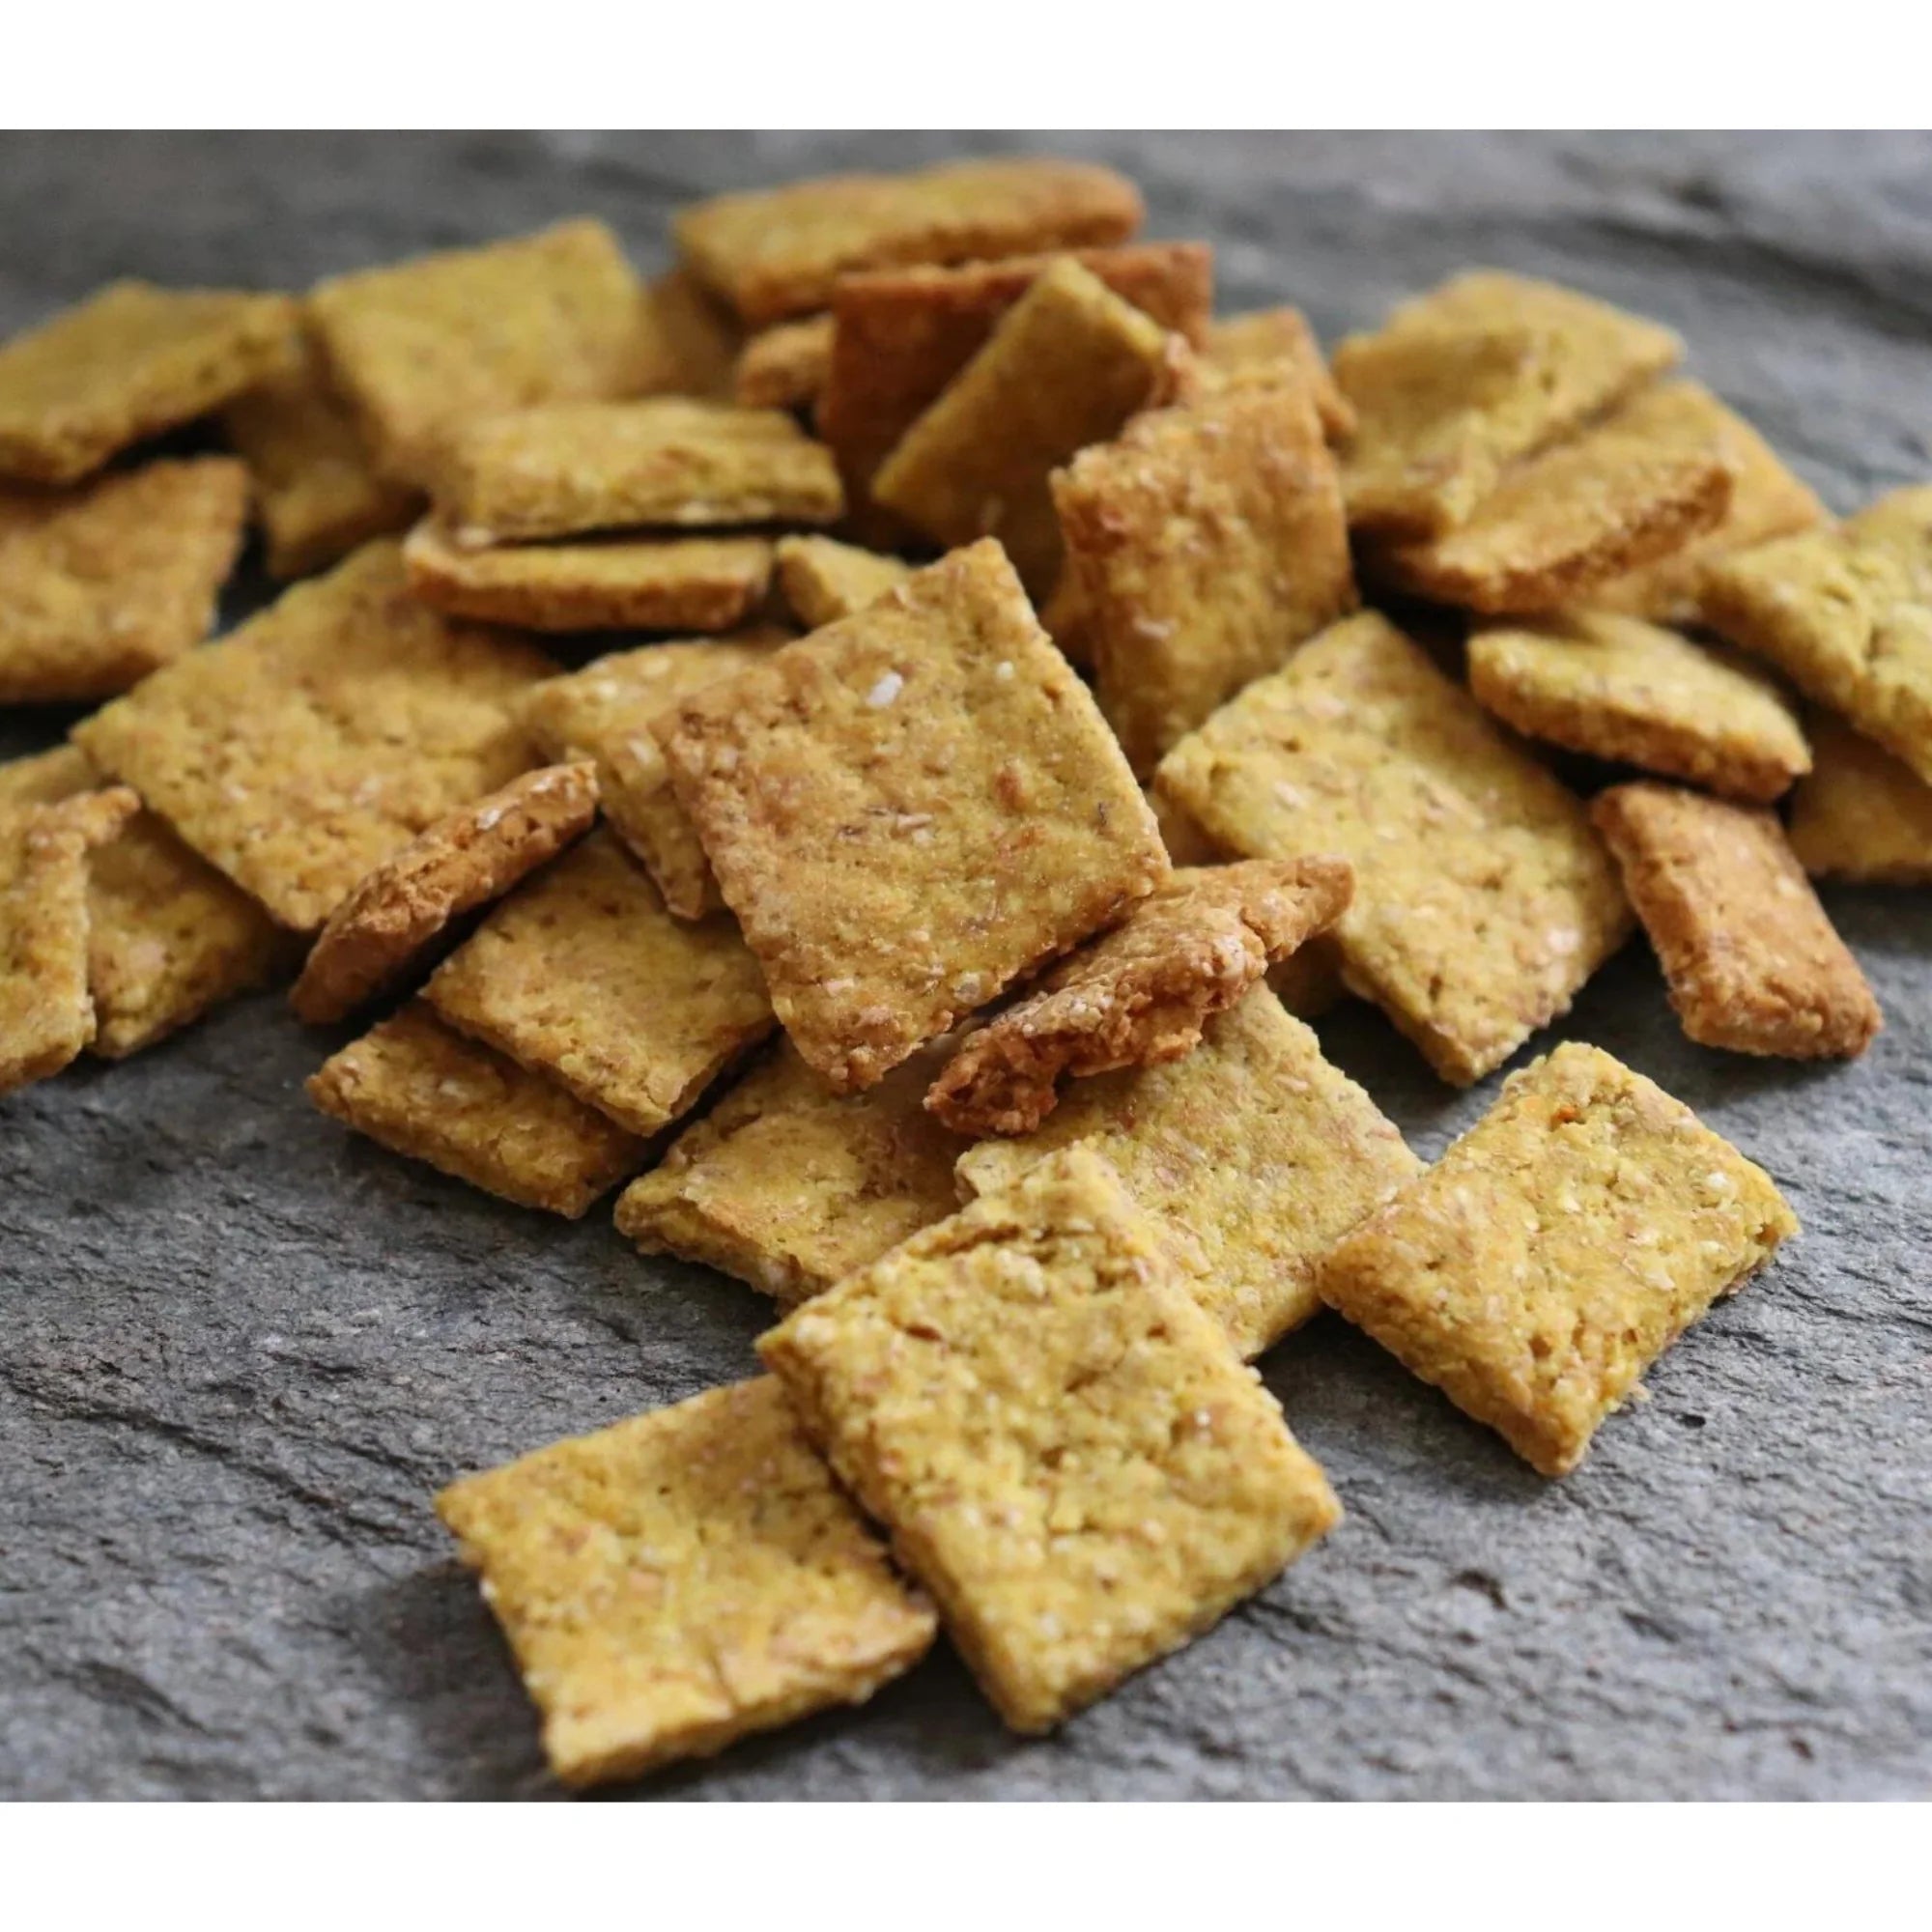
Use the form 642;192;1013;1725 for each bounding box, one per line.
2;153;1922;1788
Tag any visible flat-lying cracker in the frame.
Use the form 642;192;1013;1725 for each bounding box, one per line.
1319;1042;1799;1476
927;857;1352;1136
1592;781;1881;1059
1155;611;1630;1086
734;316;835;411
1787;714;1932;884
658;539;1168;1092
1199;306;1355;441
309;1000;646;1218
774;534;912;628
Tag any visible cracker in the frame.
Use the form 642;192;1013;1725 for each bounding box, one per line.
1701;484;1932;785
1319;1042;1799;1476
615;1037;966;1304
438;1377;937;1785
517;632;790;919
1592;781;1881;1059
675;156;1145;326
773;534;913;629
635;268;743;401
1787;713;1932;884
310;220;650;484
0;744;99;814
1467;611;1810;803
1333;270;1683;537
425;829;774;1137
658;539;1167;1092
955;985;1417;1357
73;541;555;932
1054;378;1356;775
1154;611;1630;1086
308;1000;646;1218
0;458;250;702
734;315;835;411
870;260;1178;595
430;399;843;544
290;761;599;1025
403;518;774;634
926;857;1352;1136
1199;306;1355;441
759;1146;1340;1733
0;280;298;486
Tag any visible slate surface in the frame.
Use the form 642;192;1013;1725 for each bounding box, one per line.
2;131;1929;1803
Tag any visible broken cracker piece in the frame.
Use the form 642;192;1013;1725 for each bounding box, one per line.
1787;713;1932;884
734;315;834;411
1319;1042;1799;1476
1199;306;1354;441
1592;781;1881;1060
774;534;913;629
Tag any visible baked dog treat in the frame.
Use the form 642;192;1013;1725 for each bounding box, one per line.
1319;1042;1799;1476
1787;713;1932;883
759;1147;1340;1733
658;539;1167;1092
308;1001;647;1218
1197;306;1355;441
0;280;297;485
0;459;250;702
733;316;835;410
956;985;1418;1357
438;1377;938;1783
290;761;599;1025
773;535;912;628
1156;611;1630;1086
1467;611;1810;803
926;857;1352;1136
1592;781;1881;1059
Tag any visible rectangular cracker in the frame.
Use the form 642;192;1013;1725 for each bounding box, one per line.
734;315;835;411
1155;611;1631;1086
658;539;1168;1092
518;632;790;918
308;1000;646;1218
0;458;250;702
430;399;843;544
438;1376;937;1785
310;220;650;484
0;280;298;486
425;829;774;1137
1054;377;1356;775
1467;611;1810;803
1701;484;1932;785
1199;306;1354;441
759;1146;1341;1734
956;985;1417;1357
614;1037;966;1304
774;534;913;629
869;259;1178;595
635;268;743;401
675;156;1145;326
1787;713;1932;884
1319;1042;1799;1476
73;540;554;932
1591;781;1881;1059
404;519;774;634
1333;270;1683;537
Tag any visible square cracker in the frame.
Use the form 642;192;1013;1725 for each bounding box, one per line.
518;632;790;919
658;538;1168;1093
1054;377;1356;776
404;519;774;635
309;1001;646;1218
425;828;775;1138
734;315;835;411
1198;306;1354;441
1155;611;1630;1087
0;458;250;703
870;259;1178;596
1787;713;1932;884
1591;781;1880;1060
956;985;1418;1358
1467;611;1810;803
774;535;913;629
1701;484;1932;786
74;540;555;932
1319;1042;1799;1476
1333;270;1682;538
758;1146;1341;1734
674;156;1144;326
615;1037;966;1305
310;220;650;484
0;280;298;486
438;1375;937;1784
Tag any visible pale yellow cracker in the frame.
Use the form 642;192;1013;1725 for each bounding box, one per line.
1155;611;1630;1086
1787;713;1932;884
774;534;913;628
1319;1042;1799;1476
635;268;743;401
1199;306;1355;441
734;315;835;411
658;539;1168;1093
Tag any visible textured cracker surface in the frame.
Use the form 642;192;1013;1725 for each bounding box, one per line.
1199;306;1354;441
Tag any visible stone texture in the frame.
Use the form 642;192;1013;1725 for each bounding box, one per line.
2;131;1930;1802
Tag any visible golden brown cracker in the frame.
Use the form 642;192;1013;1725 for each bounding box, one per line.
1199;306;1354;441
734;315;835;411
635;268;743;401
1787;713;1932;884
773;534;913;629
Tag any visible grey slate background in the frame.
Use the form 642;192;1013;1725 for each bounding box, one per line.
2;131;1929;1802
